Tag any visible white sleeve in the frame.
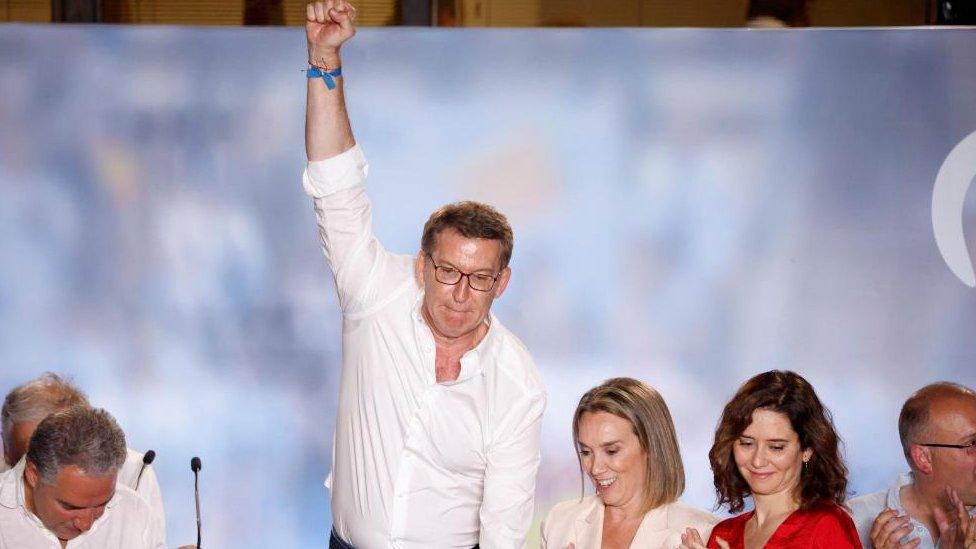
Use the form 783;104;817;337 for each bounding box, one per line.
479;390;547;548
303;145;410;314
135;465;167;542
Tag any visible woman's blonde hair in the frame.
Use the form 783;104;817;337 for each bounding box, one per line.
572;377;685;514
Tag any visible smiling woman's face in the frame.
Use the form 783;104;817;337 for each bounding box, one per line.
577;411;647;513
733;408;812;500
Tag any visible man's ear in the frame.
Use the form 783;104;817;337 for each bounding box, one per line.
415;251;426;286
24;460;39;489
493;266;512;298
910;444;934;475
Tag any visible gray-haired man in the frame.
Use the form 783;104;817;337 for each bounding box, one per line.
0;373;166;538
0;406;165;548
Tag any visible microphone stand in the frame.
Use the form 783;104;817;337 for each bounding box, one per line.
191;457;202;549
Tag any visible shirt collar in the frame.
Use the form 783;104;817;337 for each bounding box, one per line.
888;472;938;547
0;456;23;510
413;292;500;383
580;495;603;524
886;472;914;511
0;457;48;532
888;471;976;519
456;314;499;382
639;503;672;531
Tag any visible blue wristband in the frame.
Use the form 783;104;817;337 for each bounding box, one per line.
306;66;342;90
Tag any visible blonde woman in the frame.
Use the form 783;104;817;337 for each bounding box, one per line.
542;378;717;548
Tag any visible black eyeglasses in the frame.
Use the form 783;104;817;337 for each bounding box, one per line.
425;253;501;292
918;440;976;451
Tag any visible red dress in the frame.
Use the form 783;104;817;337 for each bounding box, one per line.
707;500;862;548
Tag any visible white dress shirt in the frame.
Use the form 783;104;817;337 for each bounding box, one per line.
0;458;166;549
303;145;547;549
117;448;167;541
541;495;718;549
848;472;976;549
1;446;164;538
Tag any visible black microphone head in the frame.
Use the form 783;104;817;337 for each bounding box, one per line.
191;456;202;472
142;450;156;465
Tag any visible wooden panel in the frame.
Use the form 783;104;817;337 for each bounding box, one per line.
282;0;308;25
1;0;53;22
102;0;244;24
809;0;925;26
0;0;934;27
539;0;927;27
541;0;640;27
642;0;747;27
486;0;540;26
102;0;394;26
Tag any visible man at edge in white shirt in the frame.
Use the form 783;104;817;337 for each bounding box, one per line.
0;406;165;549
302;2;546;548
1;373;167;539
847;382;976;549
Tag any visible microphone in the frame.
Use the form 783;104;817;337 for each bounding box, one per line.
135;449;156;491
191;457;202;549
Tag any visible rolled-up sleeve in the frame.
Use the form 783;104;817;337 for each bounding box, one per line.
303;145;368;198
302;145;408;314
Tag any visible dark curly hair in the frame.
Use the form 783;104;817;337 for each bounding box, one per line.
708;370;848;513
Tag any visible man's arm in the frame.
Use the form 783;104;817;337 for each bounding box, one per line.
306;0;356;161
304;2;409;314
479;390;546;548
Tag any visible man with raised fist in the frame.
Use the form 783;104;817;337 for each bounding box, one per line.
301;2;546;548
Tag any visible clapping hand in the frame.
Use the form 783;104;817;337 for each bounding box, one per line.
678;527;729;549
869;508;921;549
934;486;976;549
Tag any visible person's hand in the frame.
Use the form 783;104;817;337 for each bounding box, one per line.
678;527;729;549
306;0;357;68
869;508;920;549
934;486;976;549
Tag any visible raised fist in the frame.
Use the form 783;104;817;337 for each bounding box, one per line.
306;1;357;67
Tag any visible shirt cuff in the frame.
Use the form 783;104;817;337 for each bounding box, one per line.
302;144;369;198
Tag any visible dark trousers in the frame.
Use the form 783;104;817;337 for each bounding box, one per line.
329;528;478;548
330;529;355;549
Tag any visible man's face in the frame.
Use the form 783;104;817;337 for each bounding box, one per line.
25;461;116;542
923;395;976;505
415;228;510;342
3;420;38;467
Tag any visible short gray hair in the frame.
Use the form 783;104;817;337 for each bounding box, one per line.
26;406;126;485
2;373;89;448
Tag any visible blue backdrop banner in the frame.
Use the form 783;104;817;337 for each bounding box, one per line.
1;24;975;547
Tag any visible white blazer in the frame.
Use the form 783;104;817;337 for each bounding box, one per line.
541;495;718;549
